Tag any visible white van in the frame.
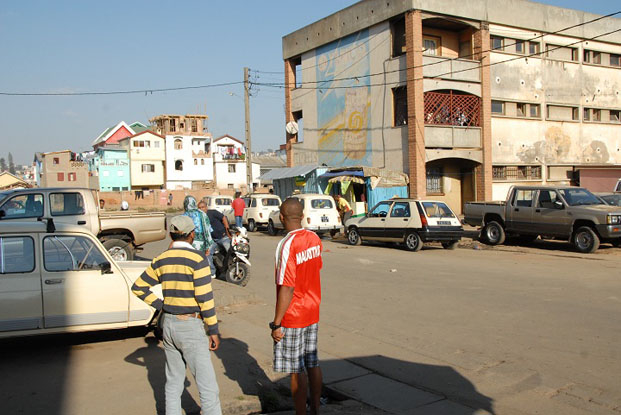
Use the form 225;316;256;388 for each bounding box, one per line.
225;194;282;232
0;220;158;338
203;195;233;214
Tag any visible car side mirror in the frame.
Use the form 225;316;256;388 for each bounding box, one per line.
0;210;5;218
554;200;564;209
100;261;113;274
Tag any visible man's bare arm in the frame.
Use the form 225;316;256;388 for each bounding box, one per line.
272;285;294;342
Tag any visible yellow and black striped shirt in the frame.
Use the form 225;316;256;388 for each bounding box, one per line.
131;243;218;335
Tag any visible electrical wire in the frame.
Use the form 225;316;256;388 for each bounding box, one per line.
0;81;244;97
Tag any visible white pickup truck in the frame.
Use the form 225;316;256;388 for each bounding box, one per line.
0;220;159;338
0;188;166;260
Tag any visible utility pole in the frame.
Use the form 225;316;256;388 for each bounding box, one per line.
244;67;252;193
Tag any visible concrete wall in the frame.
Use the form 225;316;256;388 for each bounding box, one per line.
214;162;260;190
282;0;621;59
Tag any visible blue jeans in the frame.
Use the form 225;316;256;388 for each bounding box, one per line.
162;313;221;415
235;216;243;228
207;237;230;276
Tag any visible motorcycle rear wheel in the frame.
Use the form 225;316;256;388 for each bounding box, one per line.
226;262;250;286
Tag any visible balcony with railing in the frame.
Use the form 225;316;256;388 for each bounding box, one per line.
424;90;481;149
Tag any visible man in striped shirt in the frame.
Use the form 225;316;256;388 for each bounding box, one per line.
132;215;221;415
271;198;323;415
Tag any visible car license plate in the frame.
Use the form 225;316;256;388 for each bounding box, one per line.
437;220;451;225
321;216;329;223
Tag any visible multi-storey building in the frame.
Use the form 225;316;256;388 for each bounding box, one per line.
281;0;621;212
211;134;260;190
150;114;213;190
118;130;166;191
40;150;95;188
88;147;131;192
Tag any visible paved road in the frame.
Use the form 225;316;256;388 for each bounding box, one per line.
1;231;620;414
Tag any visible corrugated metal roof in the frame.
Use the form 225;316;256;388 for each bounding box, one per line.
259;165;319;180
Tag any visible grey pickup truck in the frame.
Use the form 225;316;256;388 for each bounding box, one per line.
0;188;166;260
464;186;621;253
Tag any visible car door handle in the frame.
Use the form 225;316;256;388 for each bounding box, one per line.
381;218;385;221
45;279;64;285
535;209;541;213
403;218;408;221
514;208;520;212
77;221;86;225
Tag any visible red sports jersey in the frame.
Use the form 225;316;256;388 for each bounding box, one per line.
275;228;323;328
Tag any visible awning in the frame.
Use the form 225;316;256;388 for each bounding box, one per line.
318;170;364;179
328;175;365;184
259;165;319;181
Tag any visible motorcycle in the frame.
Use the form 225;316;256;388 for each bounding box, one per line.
212;226;251;286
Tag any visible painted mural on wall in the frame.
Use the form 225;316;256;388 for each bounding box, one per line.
316;29;371;167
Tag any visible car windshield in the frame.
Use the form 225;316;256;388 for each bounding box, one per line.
421;202;455;218
310;199;333;209
262;198;280;206
216;198;231;205
558;189;603;206
601;194;621;207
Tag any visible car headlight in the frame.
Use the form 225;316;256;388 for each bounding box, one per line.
607;215;621;224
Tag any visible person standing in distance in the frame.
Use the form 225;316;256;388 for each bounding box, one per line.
132;215;222;415
271;198;323;415
231;192;246;229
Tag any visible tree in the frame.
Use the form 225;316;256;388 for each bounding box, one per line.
8;153;15;174
0;157;6;172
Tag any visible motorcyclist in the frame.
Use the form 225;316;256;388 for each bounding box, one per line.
199;200;232;275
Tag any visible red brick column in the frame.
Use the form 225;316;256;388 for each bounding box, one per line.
284;59;296;167
473;23;493;201
405;10;426;198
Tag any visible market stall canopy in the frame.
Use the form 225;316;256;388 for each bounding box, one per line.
259;165;319;181
327;176;365;184
319;166;408;188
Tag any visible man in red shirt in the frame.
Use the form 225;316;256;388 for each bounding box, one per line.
270;198;323;415
231;192;246;228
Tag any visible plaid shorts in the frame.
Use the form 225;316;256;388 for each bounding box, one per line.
273;323;319;373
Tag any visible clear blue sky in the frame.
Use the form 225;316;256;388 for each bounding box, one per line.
0;0;618;165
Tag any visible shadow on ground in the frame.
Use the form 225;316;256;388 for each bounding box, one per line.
125;336;200;415
322;355;495;414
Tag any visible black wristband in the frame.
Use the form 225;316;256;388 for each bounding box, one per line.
269;322;281;330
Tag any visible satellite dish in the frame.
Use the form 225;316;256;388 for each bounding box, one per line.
286;121;299;135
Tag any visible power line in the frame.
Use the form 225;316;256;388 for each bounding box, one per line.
253;10;621;87
253;26;621;91
0;81;244;97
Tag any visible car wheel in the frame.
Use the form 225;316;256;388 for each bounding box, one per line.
267;220;278;236
246;219;256;232
573;226;600;253
404;232;423;252
442;240;459;250
481;221;506;245
103;239;134;261
347;227;361;246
